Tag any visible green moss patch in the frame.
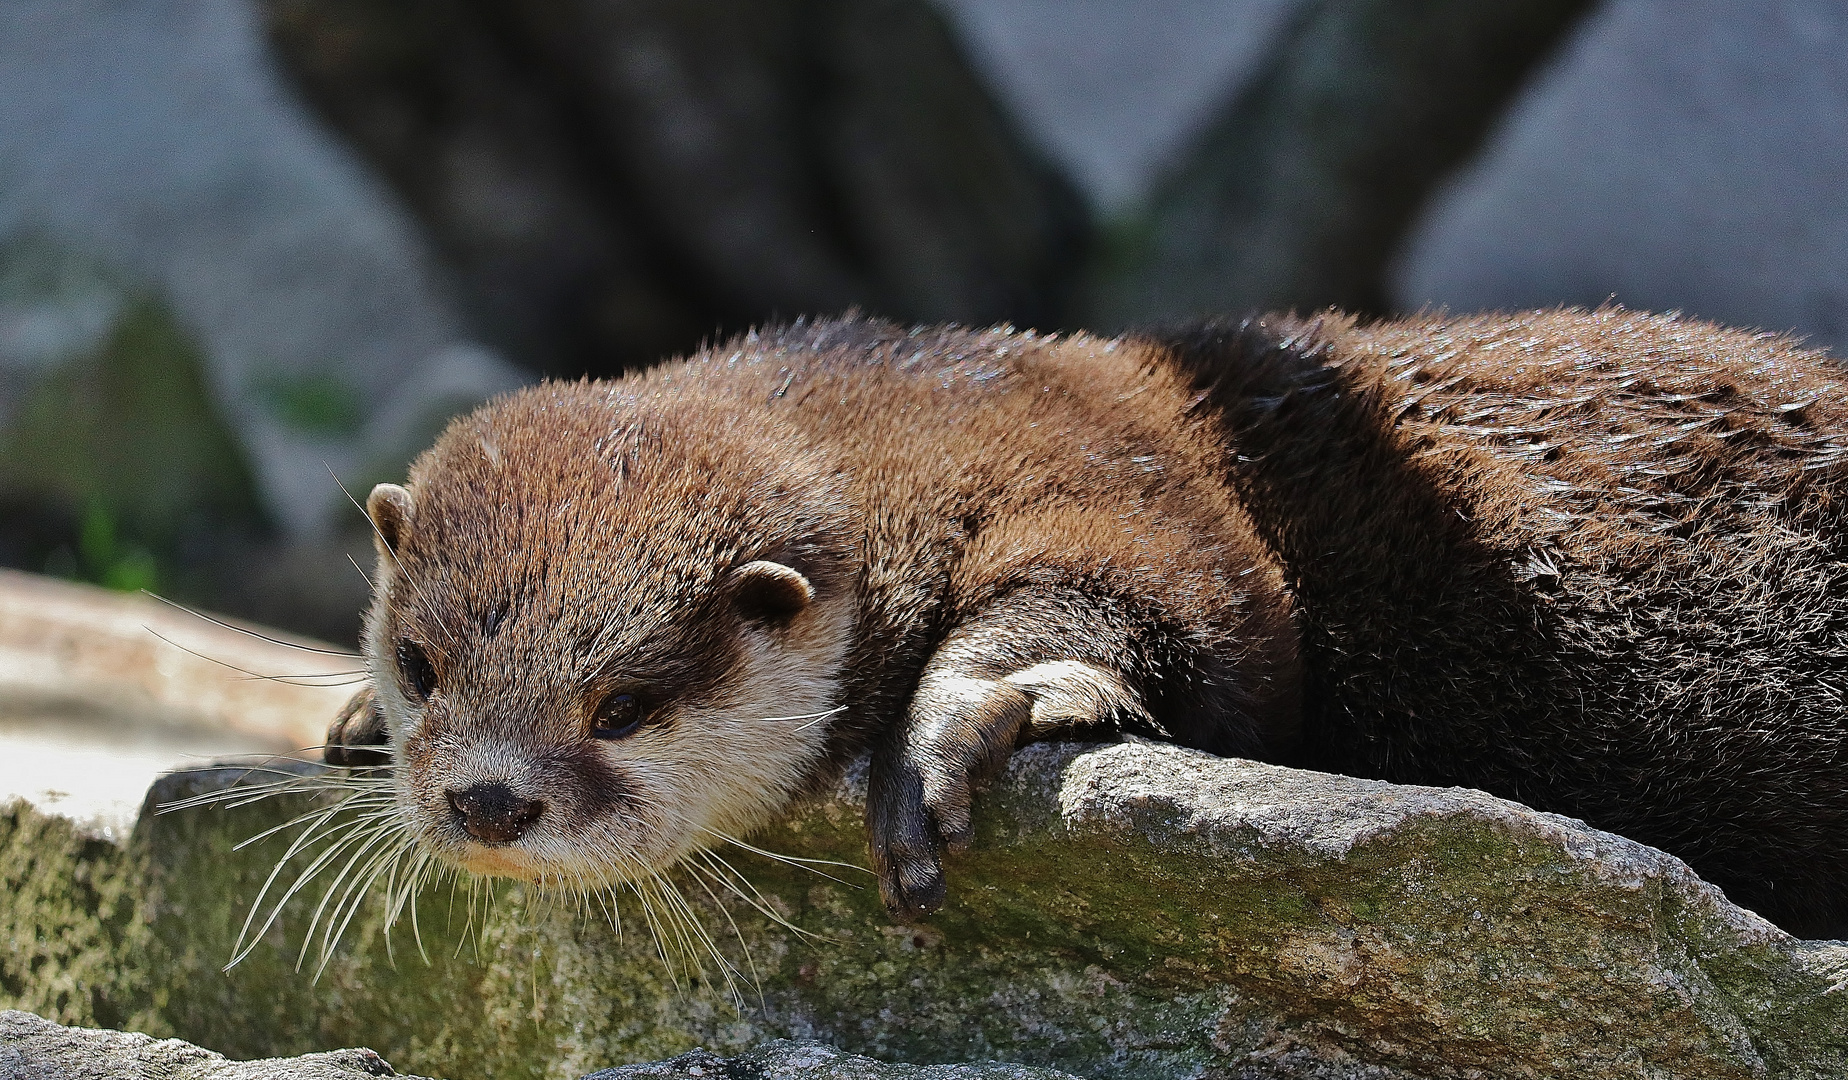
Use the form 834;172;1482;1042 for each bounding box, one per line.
3;743;1846;1079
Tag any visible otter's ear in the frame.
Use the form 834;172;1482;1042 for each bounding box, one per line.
730;561;813;624
366;483;414;557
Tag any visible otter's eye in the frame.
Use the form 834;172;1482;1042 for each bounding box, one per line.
396;641;437;702
592;693;644;740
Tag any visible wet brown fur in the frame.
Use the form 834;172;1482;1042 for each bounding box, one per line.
1157;308;1848;938
345;308;1848;939
358;318;1301;911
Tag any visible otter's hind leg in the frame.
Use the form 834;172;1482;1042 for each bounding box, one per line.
869;588;1155;920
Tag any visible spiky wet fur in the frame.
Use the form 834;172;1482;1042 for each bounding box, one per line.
345;316;1303;921
1158;308;1848;937
228;308;1848;966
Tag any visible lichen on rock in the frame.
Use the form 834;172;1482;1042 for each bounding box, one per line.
5;736;1848;1079
0;1009;429;1079
580;1040;1089;1079
0;800;153;1032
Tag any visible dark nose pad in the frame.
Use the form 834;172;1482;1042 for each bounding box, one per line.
446;781;545;845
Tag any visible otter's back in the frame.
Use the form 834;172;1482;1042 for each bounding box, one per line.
1156;308;1848;937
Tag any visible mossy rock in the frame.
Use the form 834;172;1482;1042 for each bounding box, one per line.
7;738;1846;1079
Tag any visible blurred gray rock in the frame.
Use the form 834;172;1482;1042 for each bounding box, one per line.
0;1009;431;1080
0;0;523;540
1095;0;1596;324
0;245;379;641
933;0;1296;216
1396;0;1848;354
942;0;1848;356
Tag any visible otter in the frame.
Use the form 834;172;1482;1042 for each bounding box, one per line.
328;309;1848;939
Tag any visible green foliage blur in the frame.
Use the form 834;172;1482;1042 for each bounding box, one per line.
0;293;269;597
259;370;367;438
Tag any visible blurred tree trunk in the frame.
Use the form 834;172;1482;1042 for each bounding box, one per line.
1097;0;1600;328
260;0;1087;378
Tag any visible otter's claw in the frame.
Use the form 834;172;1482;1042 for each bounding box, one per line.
870;675;1034;919
868;652;1154;919
868;756;950;920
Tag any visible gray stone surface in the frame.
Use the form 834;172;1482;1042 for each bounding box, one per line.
942;0;1848;353
3;579;1847;1077
934;0;1295;214
582;1041;1086;1080
0;570;352;839
0;1009;429;1079
118;740;1848;1079
0;1014;1087;1080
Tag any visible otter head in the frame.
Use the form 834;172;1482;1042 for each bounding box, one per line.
360;381;857;886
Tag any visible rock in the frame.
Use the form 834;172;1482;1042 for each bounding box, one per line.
582;1041;1085;1080
0;570;353;838
1397;0;1848;355
110;741;1848;1079
0;1009;427;1079
0;266;275;612
0;1014;1081;1080
931;0;1299;216
1093;0;1596;325
2;578;1846;1077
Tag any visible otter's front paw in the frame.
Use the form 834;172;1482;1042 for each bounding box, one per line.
870;660;1150;920
870;674;1032;920
325;685;390;767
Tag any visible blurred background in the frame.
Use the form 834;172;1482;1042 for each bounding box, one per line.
1;0;1844;647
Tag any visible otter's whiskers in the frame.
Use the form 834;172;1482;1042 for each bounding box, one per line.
158;704;864;1003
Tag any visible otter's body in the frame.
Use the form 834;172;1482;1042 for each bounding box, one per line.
1165;311;1848;937
339;310;1848;939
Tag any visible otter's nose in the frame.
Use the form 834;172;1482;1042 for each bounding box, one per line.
447;781;544;845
